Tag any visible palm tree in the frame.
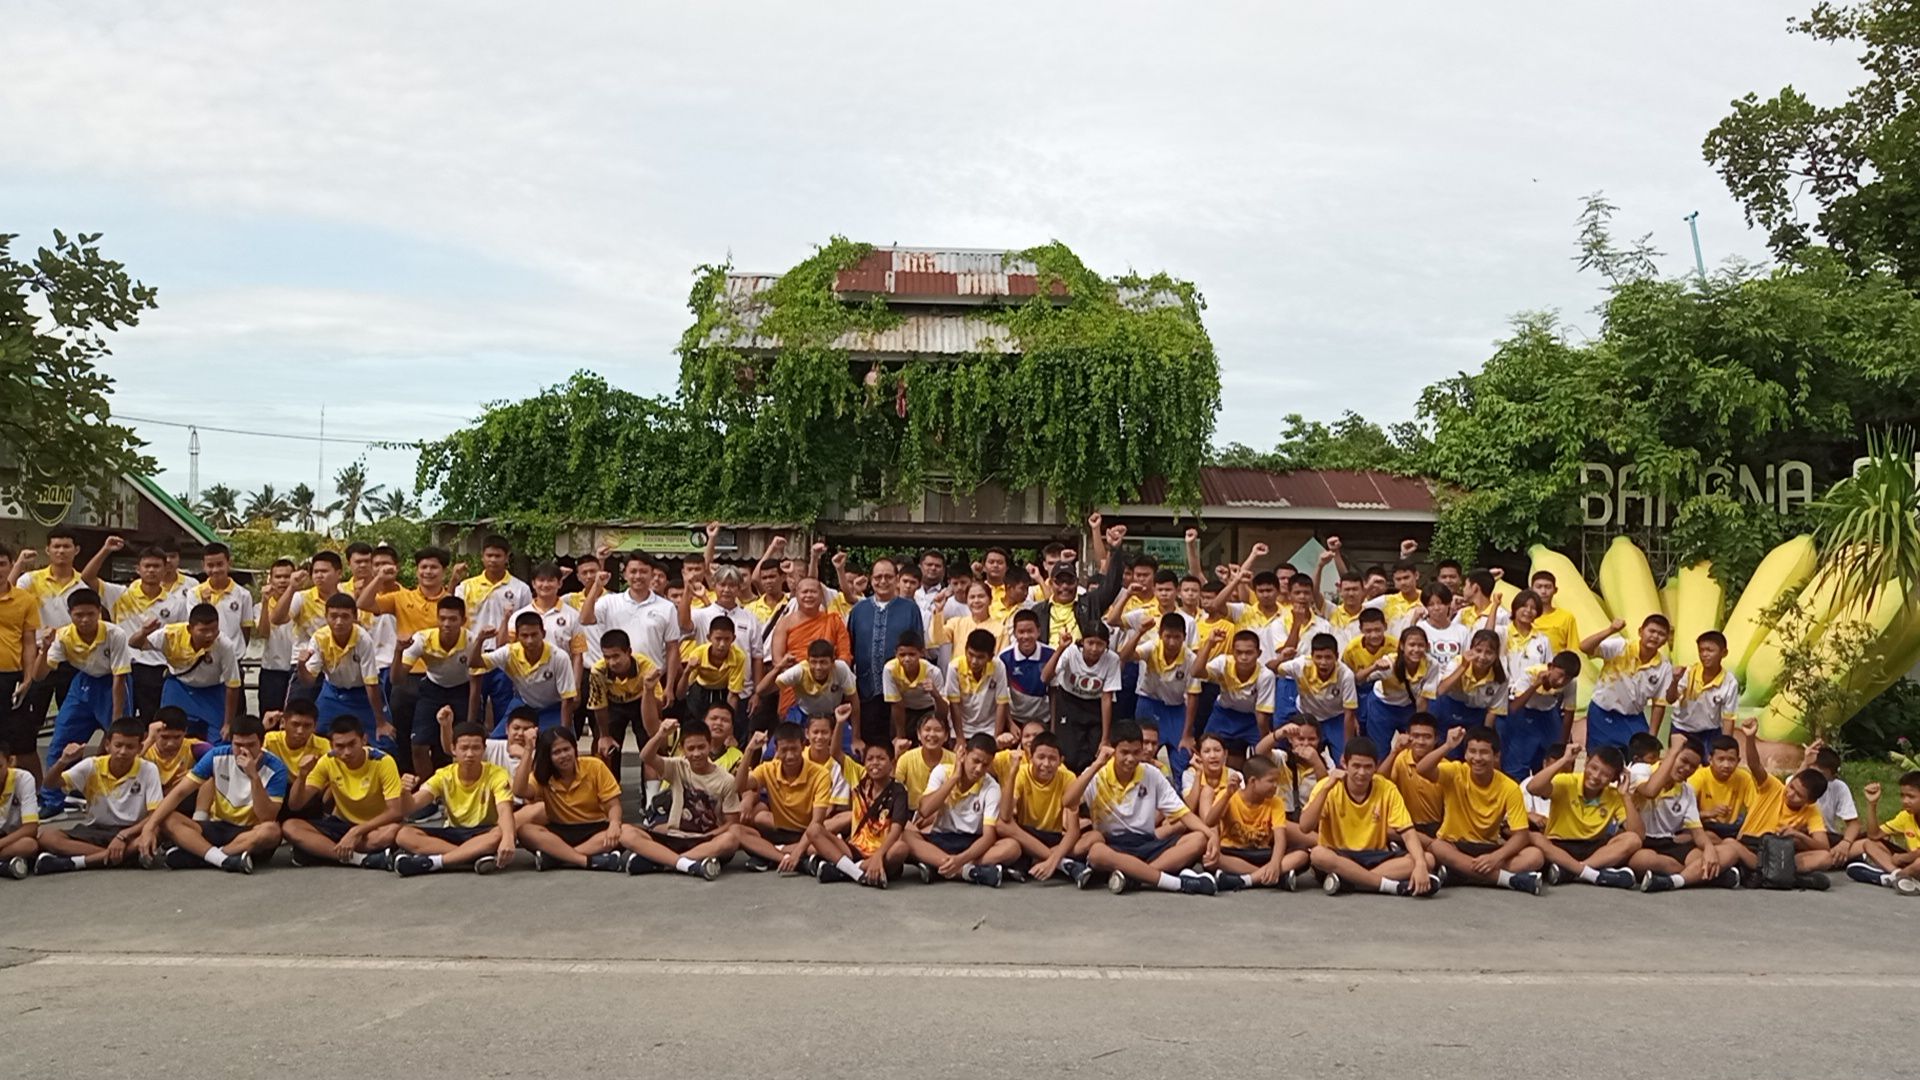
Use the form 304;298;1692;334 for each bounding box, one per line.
1815;428;1920;613
244;484;293;528
362;488;420;522
194;483;243;532
286;482;340;534
332;460;383;529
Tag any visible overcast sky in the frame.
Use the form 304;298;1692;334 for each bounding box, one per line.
4;1;1862;507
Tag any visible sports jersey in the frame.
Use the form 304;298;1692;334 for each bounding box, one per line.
1134;638;1195;706
0;769;37;832
895;747;956;805
1589;636;1673;715
1627;761;1701;838
192;579;256;652
880;656;940;711
401;629;475;688
1688;765;1757;825
586;655;659;709
749;758;832;831
20;568;85;631
141;740;198;788
1052;643;1121;701
848;779;910;856
98;581;182;667
944;658;1010;737
680;639;748;693
305;750;402;825
1738;772;1826;838
588;589;681;667
1434;761;1528;844
1279;656;1358;721
1219;788;1287;850
423;762;513;828
61;756;162;828
263;731;329;775
530;756;621;825
479;641;577;708
1416;619;1473;671
456;573;529;635
1667;664;1740;735
1545;772;1625;841
1531;608;1579;655
1196;655;1276;714
923;764;1000;834
1385;748;1444;825
1083;758;1188;837
305;625;381;688
776;660;855;719
1309;775;1412;851
1010;761;1076;833
155;624;242;689
191;747;289;826
1881;809;1920;851
48;623;131;677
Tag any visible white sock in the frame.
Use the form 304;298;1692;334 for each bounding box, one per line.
959;862;977;875
643;779;662;803
836;856;863;879
1882;873;1896;887
675;857;697;873
1155;872;1182;892
346;851;368;866
69;855;88;870
428;855;445;869
1495;870;1514;886
1578;866;1600;883
1668;873;1686;889
1377;877;1402;894
203;846;227;867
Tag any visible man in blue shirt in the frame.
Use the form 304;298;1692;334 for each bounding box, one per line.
846;556;923;751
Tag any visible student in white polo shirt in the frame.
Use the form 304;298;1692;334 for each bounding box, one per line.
401;594;476;775
469;610;577;734
513;564;582;665
130;604;242;742
191;543;256;655
944;629;1010;743
1066;724;1218;895
34;718;163;872
902;732;1020;887
1664;630;1740;741
83;538;185;722
300;593;394;743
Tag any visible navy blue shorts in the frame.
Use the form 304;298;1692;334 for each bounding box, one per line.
1105;831;1177;862
310;815;355;843
200;820;247;847
1027;828;1064;848
422;825;492;844
926;830;978;855
1221;846;1273;864
1333;848;1396;870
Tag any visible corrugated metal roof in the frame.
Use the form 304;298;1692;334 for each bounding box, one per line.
1133;468;1435;514
718;272;1017;356
834;247;1061;301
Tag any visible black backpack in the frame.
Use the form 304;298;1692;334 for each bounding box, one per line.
1757;834;1798;889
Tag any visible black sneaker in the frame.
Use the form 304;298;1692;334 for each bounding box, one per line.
1071;862;1096;890
743;854;776;873
1002;867;1027;884
1177;870;1217;896
815;859;847;884
32;853;74;876
1434;865;1452;888
965;864;1004;888
395;854;435;878
221;853;253;875
907;860;933;884
1321;871;1344;896
586;850;629;872
138;850;159;870
1639;871;1674;893
626;855;663;876
697;857;721;882
1795;871;1832;892
1544;864;1564;887
1106;870;1131;895
360;848;397;873
1396;873;1443;897
1212;870;1250;892
532;851;554;872
1713;865;1742;889
474;856;500;875
1594;867;1637;889
1281;868;1300;892
1847;862;1889;887
164;846;201;871
1510;871;1546;896
796;854;822;877
288;847;310;868
0;856;24;880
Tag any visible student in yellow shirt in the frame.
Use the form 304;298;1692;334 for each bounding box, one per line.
675;614;748;721
586;630;662;771
992;732;1086;882
1302;736;1435;896
1415;725;1545;894
140;709;198;794
1527;570;1579;656
1626;732;1740;891
894;713;956;805
1714;717;1832;885
1207;755;1309;891
263;699;330;782
929;582;1007;655
282;716;405;870
393;721;517;876
1848;773;1920;893
511;726;638;872
1688;733;1757;839
1383;715;1445;835
1525;743;1641;888
732;722;832;872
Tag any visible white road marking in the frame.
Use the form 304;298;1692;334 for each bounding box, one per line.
26;952;1920;988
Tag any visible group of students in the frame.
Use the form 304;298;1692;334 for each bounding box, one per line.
0;522;1914;896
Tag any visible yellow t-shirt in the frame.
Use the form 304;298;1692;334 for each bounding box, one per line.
141;742;197;788
1435;761;1529;844
895;747;956;805
1219;788;1287;850
0;588;42;674
370;586;451;672
1689;766;1757;825
1880;809;1920;850
1012;762;1076;833
749;758;832;831
533;756;622;824
1532;608;1578;655
587;655;659;709
1386;748;1444;826
1545;772;1624;841
1341;636;1395;676
306;752;402;825
263;731;329;775
1738;772;1826;838
1310;775;1412;851
424;762;513;828
679;639;747;693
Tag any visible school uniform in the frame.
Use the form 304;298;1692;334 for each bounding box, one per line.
1585;637;1673;752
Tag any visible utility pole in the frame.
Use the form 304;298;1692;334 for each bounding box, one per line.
188;426;201;503
1684;211;1706;280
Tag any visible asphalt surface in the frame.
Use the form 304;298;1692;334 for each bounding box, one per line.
2;812;1917;1078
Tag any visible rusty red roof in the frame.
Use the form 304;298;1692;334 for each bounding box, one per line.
832;247;1066;302
1127;468;1435;519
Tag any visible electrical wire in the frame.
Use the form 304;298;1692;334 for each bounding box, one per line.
117;414;410;447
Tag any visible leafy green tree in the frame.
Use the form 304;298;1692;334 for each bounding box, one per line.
0;231;157;501
332;460;380;528
244;484;292;528
192;483;243;533
286;482;334;533
363;488;420;522
1705;0;1920;287
1213;411;1423;473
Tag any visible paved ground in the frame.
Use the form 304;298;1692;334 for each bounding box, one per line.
1;851;1916;1079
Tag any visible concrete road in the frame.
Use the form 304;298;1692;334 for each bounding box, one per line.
0;857;1916;1079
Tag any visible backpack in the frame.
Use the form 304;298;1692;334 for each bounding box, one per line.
1757;834;1798;890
